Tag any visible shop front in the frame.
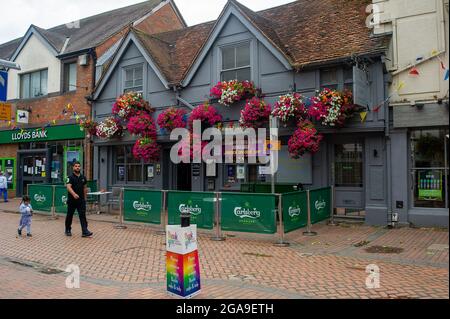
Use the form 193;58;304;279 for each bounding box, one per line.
0;124;86;197
391;103;449;227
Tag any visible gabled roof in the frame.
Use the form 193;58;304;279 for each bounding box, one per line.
94;0;390;95
0;0;172;60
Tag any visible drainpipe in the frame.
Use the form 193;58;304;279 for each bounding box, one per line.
384;70;394;228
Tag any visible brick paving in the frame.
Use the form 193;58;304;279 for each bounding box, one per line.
0;208;448;299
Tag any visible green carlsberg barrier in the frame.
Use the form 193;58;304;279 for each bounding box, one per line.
123;189;162;224
167;191;215;230
220;193;277;234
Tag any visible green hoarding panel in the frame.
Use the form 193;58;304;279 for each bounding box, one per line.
309;187;332;224
123;189;161;224
282;191;308;233
28;184;53;213
54;185;69;214
167;191;215;230
221;193;276;234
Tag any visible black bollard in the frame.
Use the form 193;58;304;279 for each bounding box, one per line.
181;211;191;228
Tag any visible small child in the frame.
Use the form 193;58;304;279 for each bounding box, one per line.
18;195;33;237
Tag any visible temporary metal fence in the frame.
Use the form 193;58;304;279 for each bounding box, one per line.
26;183;335;245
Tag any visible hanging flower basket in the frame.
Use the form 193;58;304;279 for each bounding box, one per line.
127;111;157;139
288;120;323;159
239;97;271;129
112;92;154;120
188;103;223;129
308;88;358;127
157;107;188;132
210;80;257;106
132;137;160;162
79;118;98;137
96;117;123;139
271;93;307;125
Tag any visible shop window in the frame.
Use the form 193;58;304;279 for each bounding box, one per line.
113;145;149;184
123;65;143;93
63;62;77;92
20;69;48;98
334;143;363;187
220;42;251;82
411;129;449;208
320;68;338;91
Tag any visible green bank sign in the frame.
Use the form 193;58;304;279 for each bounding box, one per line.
0;124;85;144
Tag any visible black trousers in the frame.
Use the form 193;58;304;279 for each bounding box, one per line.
65;200;89;234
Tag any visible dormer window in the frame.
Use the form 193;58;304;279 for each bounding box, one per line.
123;65;143;93
220;42;251;82
20;69;48;99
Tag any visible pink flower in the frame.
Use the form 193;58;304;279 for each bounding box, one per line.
127;111;157;139
239;97;271;128
157;107;187;132
288;121;323;158
188;103;223;129
132;137;160;162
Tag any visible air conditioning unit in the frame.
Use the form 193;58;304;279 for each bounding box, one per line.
78;54;88;66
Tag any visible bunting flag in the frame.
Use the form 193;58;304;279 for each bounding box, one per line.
409;66;420;76
441;61;446;70
445;69;449;81
373;103;383;113
416;56;424;62
396;81;406;92
359;111;368;123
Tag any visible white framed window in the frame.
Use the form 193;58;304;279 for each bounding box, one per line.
220;42;251;82
20;69;48;99
64;62;77;92
123;64;143;93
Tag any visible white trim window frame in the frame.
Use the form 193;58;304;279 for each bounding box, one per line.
219;41;252;82
122;64;144;94
20;69;48;99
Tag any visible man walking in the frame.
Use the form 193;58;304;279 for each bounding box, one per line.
0;171;8;202
65;162;93;237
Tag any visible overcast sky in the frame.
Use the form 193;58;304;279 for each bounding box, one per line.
0;0;295;44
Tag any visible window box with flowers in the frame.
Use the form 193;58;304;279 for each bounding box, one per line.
210;80;257;107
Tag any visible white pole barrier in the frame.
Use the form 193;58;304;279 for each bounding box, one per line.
274;193;289;247
303;190;317;236
211;192;225;241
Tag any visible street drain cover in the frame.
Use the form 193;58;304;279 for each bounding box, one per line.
365;246;404;254
10;260;34;268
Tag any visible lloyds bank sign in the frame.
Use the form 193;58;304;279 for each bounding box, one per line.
0;124;85;144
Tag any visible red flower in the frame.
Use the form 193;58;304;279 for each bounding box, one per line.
157;107;187;132
132;137;160;163
239;97;271;128
288;121;323;158
112;92;154;120
188;103;223;129
127;111;157;139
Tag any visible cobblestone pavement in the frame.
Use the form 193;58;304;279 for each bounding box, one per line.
0;210;448;299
